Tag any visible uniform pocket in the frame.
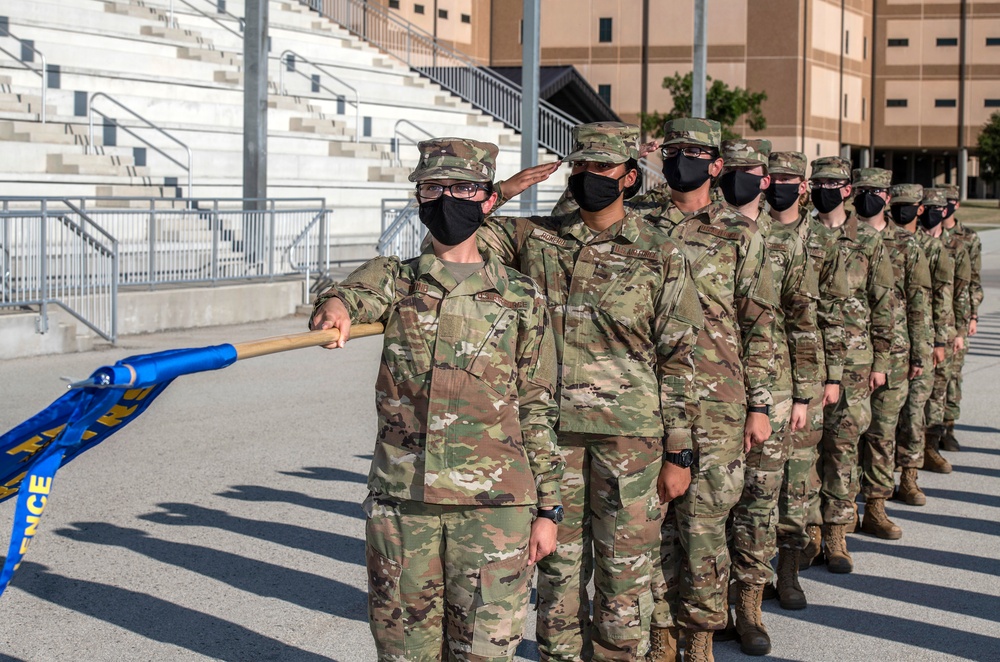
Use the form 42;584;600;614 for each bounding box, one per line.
382;296;434;385
472;549;530;657
366;544;404;655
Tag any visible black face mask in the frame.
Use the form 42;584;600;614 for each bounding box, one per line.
811;187;845;214
418;194;485;246
568;170;625;213
853;192;887;219
663;154;713;192
919;207;945;230
946;201;957;218
890;204;919;225
719;170;764;207
765;182;801;212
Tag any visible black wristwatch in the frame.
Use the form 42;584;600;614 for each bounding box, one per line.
537;506;564;524
664;449;695;468
748;405;770;416
792;397;811;405
824;379;841;386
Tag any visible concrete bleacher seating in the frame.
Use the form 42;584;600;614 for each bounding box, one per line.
0;0;569;252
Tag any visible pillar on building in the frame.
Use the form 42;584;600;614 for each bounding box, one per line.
959;148;968;200
860;148;870;168
841;144;852;161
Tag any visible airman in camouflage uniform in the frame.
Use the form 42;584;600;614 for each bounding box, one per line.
810;157;895;575
939;184;983;451
921;188;972;471
766;151;849;609
310;138;564;661
895;185;956;492
853;169;932;541
717;140;820;655
476;122;704;662
633;119;778;662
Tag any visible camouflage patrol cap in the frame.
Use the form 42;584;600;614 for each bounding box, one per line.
408;137;498;183
661;117;722;148
921;187;948;207
889;183;923;204
564;122;640;164
852;167;892;188
810;156;852;181
768;151;808;177
942;184;960;201
721;139;772;169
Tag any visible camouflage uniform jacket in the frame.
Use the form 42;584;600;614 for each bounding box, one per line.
951;219;984;319
631;188;779;408
320;251;563;508
942;227;973;339
757;213;821;399
827;213;895;372
879;223;933;369
477;208;704;451
914;232;956;345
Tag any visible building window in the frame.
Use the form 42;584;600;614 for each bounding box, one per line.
414;3;424;14
845;30;850;54
987;37;1000;46
935;99;957;107
886;99;908;107
986;99;1000;107
438;8;447;19
887;38;909;47
598;84;612;106
599;17;612;43
863;36;868;59
519;19;522;44
388;0;399;7
862;97;866;121
936;37;958;47
461;13;470;24
843;93;848;118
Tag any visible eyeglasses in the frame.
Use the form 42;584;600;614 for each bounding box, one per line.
854;187;887;195
569;161;621;171
416;182;489;200
661;145;716;159
809;180;848;190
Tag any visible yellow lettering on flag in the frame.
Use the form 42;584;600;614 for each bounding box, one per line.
24;515;40;537
29;475;52;495
124;387;155;402
26;494;46;516
6;425;66;457
97;404;139;428
0;472;26;500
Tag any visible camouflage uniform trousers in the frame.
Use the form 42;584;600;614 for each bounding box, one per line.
896;366;933;468
777;384;825;551
652;401;746;631
535;433;661;662
926;347;958;429
945;342;969;425
820;365;872;524
861;354;910;499
365;494;534;662
731;394;793;584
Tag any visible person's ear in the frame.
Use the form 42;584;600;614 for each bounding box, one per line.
841;184;852;199
709;158;724;178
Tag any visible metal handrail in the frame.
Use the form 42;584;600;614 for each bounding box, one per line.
638;158;666;194
278;49;361;142
0;28;47;122
303;0;579;156
392;119;434;167
175;0;245;39
87;92;193;199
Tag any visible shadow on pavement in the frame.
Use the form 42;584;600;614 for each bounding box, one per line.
919;486;1000;509
948;464;1000;479
54;522;368;621
138;502;365;565
217;485;364;519
888;509;1000;537
780;604;1000;659
953;444;1000;456
7;562;336;661
846;537;1000;576
954;423;1000;435
278;466;368;484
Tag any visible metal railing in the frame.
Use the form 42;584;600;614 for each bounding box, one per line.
278;49;361;142
1;199;118;341
302;0;580;157
87;93;194;199
174;0;245;39
0;26;47;122
392;119;434;167
638;158;666;194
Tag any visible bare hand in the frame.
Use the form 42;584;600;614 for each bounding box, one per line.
309;296;352;349
744;412;772;452
969;319;978;336
657;461;692;504
869;371;887;392
908;364;924;380
932;346;946;366
822;383;841;407
639;140;660;159
953;336;965;353
498;161;562;202
528;516;558;565
790;402;808;432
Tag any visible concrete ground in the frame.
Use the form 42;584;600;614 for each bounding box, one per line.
0;232;998;662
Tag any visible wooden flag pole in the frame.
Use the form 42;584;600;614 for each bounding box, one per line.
232;323;385;360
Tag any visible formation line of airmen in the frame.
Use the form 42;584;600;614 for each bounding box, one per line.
309;116;982;662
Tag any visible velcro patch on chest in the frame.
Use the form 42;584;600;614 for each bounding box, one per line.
475;291;528;309
697;225;742;241
766;242;789;253
807;248;826;260
611;245;658;261
531;228;568;246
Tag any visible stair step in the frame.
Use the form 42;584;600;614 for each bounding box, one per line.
93;184;185;206
0;120;99;146
47;153;151;177
141;24;211;45
289;117;354;137
329;141;394;159
367;165;410;183
178;46;241;67
214;70;243;85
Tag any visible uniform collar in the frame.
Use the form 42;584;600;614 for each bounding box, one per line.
558;209;644;245
415;248;507;297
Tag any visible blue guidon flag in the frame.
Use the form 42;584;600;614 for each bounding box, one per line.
0;323;382;598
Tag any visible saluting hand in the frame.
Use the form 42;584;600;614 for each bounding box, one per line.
309;296;352;349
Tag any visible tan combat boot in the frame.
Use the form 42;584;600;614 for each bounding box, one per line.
734;581;771;655
896;467;926;506
822;523;853;573
861;497;902;539
684;630;714;662
923;426;953;473
646;626;680;662
800;524;823;568
776;548;807;610
941;421;961;452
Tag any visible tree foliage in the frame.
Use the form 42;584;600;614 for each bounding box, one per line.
640;72;768;141
977;111;1000;193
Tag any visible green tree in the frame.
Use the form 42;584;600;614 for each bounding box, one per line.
977;110;1000;199
640;72;768;141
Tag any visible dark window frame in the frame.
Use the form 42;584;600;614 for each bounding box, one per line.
461;13;470;24
936;37;958;47
438;8;447;19
886;99;908;108
388;0;399;8
598;17;613;43
986;37;1000;46
887;38;909;47
414;3;424;14
935;98;957;107
986;99;1000;107
598;84;612;106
